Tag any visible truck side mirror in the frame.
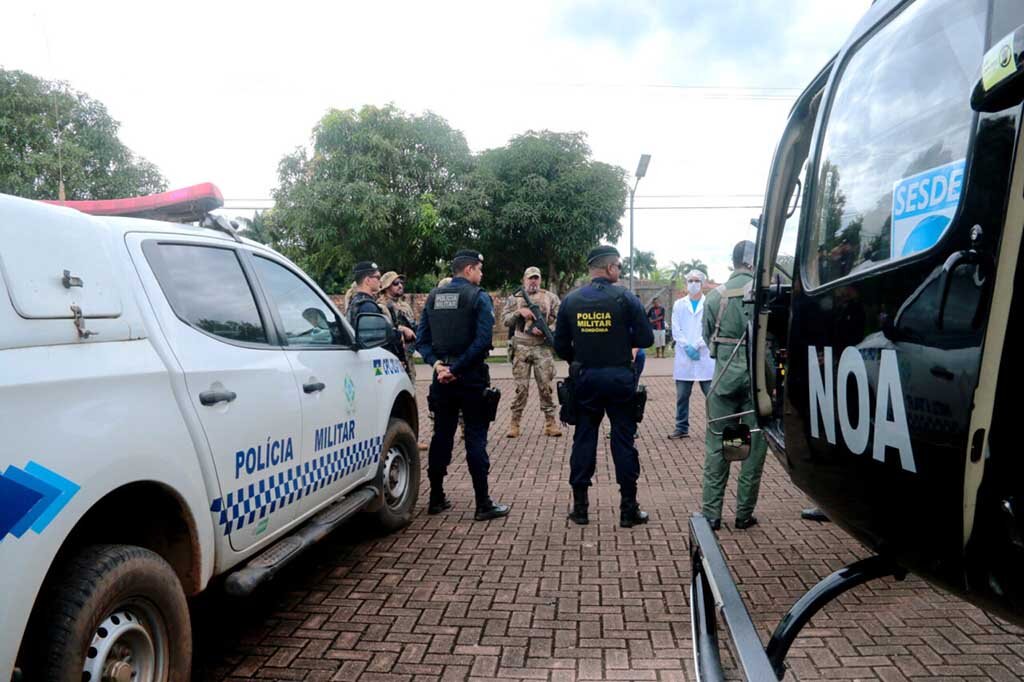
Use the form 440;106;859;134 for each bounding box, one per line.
354;313;393;350
972;26;1024;113
722;423;752;462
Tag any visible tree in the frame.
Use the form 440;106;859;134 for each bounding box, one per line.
236;211;284;246
265;105;474;292
635;251;657;279
0;69;166;200
676;258;709;278
657;266;677;281
622;250;657;280
471;131;628;293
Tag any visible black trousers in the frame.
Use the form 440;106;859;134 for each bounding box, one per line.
427;365;492;506
568;366;640;500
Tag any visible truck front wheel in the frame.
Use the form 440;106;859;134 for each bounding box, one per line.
373;418;421;530
33;544;191;682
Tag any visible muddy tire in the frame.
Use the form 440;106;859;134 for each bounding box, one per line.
372;418;421;530
32;544;191;682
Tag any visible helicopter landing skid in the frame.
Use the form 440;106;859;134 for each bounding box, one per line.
689;514;906;680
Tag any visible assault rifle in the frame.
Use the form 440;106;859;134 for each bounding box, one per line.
513;287;556;347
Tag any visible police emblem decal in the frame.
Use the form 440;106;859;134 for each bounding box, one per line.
344;375;357;415
435;293;459;310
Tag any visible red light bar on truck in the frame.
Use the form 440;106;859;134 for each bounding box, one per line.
42;183;224;223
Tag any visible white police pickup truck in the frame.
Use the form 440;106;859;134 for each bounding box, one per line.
0;192;420;681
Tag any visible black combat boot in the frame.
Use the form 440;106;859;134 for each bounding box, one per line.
427;476;452;515
619;495;649;528
567;487;589;525
474;499;511;521
472;475;510;521
734;516;759;530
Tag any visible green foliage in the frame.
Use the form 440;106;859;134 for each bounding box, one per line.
236;211;283;246
0;69;166;200
472;131;628;293
674;258;709;279
622;250;657;280
263;112;627;294
264;105;474;293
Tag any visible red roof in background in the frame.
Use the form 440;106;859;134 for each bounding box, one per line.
41;182;224;223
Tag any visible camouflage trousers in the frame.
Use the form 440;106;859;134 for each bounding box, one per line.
402;343;417;388
510;343;557;419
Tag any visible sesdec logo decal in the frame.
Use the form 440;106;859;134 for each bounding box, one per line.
891;159;965;258
0;461;80;541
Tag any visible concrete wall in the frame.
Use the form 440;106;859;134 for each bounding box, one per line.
332;291;514;348
332;279;716;346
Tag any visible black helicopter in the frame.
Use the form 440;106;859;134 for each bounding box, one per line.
689;0;1024;679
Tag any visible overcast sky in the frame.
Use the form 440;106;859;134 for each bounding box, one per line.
4;0;870;282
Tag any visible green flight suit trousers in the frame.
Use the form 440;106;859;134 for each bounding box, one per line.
702;380;768;522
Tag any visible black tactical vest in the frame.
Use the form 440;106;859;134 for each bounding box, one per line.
425;282;481;358
347;291;382;325
564;283;632;368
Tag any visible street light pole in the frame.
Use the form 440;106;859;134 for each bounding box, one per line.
629;154;651;292
628;183;636;292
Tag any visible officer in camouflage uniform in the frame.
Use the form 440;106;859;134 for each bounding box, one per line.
502;266;561;438
378;271;418;388
701;240;768;531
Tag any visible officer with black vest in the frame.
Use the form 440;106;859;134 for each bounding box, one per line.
415;249;511;522
347;261;385;323
554;245;654;528
348;260;407;363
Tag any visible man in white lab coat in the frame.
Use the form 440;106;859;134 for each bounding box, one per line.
669;270;715;438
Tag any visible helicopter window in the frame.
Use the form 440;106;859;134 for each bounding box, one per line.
892;265;985;348
774;160;808;285
803;0;985;289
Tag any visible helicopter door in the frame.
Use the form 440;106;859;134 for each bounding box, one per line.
780;0;1003;576
750;61;833;457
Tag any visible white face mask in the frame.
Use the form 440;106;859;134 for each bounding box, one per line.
687;281;701;295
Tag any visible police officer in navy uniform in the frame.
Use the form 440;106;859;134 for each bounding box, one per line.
348;260;407;362
554;245;655;528
416;249;511;522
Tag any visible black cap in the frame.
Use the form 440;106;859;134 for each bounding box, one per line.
352;261;380;278
453;249;484;264
586;245;620;264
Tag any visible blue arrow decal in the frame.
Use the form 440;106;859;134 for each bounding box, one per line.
2;466;60;537
0;476;44;540
24;462;81;533
0;462;80;541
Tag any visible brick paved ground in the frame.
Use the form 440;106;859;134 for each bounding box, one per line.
192;375;1024;681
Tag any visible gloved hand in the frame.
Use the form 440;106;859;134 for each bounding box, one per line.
685;345;700;361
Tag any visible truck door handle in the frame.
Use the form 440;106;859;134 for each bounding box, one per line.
303;381;326;394
199;389;237;406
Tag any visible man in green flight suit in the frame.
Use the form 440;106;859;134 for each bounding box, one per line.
701;239;767;531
